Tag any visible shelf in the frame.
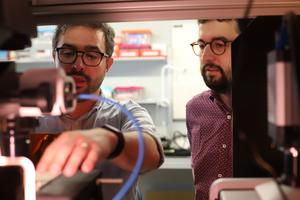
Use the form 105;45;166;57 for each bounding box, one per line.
16;59;53;64
109;99;166;105
136;99;159;105
15;56;167;64
114;56;167;61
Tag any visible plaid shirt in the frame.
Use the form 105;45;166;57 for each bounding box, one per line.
186;90;232;200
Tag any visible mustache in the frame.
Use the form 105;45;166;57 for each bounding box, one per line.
67;68;91;82
202;63;223;72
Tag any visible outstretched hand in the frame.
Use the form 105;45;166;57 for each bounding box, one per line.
36;128;117;177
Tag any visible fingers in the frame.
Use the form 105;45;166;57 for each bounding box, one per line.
63;141;90;177
36;134;74;175
81;144;101;173
37;132;99;177
36;128;113;177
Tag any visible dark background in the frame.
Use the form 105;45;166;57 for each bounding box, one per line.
232;16;285;177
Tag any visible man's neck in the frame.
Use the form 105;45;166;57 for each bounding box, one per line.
68;100;96;120
219;91;232;109
66;89;100;120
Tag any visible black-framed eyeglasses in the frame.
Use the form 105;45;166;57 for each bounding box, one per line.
190;39;232;56
55;47;109;67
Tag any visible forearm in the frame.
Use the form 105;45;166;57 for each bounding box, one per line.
111;131;162;172
36;128;163;177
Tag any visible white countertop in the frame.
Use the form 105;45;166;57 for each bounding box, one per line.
160;156;191;169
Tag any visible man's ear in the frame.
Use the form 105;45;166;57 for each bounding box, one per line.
52;49;60;68
52;49;56;61
106;57;114;72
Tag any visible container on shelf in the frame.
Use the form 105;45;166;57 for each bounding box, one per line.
101;85;114;98
119;49;139;57
15;49;31;60
37;25;56;39
140;49;161;57
113;86;144;102
112;36;123;58
0;51;8;60
120;29;152;50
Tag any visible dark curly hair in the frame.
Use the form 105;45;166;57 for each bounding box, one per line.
198;18;254;34
52;23;115;57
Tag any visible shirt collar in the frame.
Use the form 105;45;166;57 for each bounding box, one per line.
209;90;232;112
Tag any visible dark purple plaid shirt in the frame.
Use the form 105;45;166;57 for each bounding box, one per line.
186;90;232;200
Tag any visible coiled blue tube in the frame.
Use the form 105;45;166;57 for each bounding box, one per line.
77;94;144;200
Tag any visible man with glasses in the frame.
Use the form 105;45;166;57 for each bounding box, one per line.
186;19;240;200
34;23;164;200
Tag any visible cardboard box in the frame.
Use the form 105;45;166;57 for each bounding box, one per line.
140;49;161;57
119;49;139;57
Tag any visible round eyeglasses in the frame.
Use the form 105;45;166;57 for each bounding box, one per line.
55;47;109;67
190;39;232;56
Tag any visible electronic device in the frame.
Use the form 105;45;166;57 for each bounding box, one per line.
232;15;284;178
211;12;300;200
0;1;77;199
0;156;36;200
37;170;102;200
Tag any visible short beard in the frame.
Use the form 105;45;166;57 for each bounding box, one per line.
67;69;94;102
201;64;231;93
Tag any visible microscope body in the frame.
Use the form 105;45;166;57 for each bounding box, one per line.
0;1;77;199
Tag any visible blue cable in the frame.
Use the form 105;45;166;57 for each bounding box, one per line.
275;21;288;51
77;94;144;200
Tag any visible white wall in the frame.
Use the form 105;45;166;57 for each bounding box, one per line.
171;22;208;120
108;20;207;106
106;20;205;137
